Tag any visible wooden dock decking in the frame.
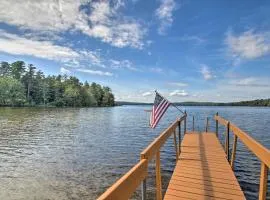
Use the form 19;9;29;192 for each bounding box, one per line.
98;114;270;200
164;132;246;200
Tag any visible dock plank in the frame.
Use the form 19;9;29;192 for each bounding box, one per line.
164;132;246;200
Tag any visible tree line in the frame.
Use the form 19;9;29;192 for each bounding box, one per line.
117;99;270;107
174;100;270;107
0;61;115;107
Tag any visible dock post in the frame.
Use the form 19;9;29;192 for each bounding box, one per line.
178;121;181;153
141;179;146;200
259;162;268;200
226;122;230;161
205;117;209;132
173;130;179;161
155;151;162;200
215;112;218;137
230;135;238;169
192;116;194;131
184;111;187;134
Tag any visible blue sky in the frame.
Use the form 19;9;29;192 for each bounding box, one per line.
0;0;270;102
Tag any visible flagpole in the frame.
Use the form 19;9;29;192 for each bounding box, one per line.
155;90;185;114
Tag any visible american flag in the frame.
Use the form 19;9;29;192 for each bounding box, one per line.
150;92;171;128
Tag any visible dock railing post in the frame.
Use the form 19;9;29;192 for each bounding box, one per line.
141;179;146;200
259;162;268;200
205;117;209;132
178;120;181;154
230;135;238;169
215;112;218;137
184;111;187;134
226;122;230;161
192;116;194;131
173;130;179;161
155;151;162;200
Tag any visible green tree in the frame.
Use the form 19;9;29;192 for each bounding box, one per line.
32;70;48;105
0;77;26;106
22;64;36;104
102;86;115;106
0;60;115;107
11;61;25;80
63;85;80;106
90;82;104;106
80;81;97;106
0;62;11;76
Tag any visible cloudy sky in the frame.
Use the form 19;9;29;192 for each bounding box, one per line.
0;0;270;102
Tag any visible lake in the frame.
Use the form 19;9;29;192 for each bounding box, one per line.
0;106;269;200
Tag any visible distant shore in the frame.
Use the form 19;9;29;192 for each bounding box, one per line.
116;98;270;107
1;98;269;108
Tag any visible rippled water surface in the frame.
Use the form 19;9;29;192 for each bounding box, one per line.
0;106;269;200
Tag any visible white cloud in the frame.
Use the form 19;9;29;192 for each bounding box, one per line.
142;91;153;97
225;30;270;62
155;0;177;35
76;68;113;76
150;67;163;73
0;0;81;32
79;50;105;68
109;59;138;71
0;30;138;74
178;35;205;44
60;67;71;75
0;30;79;62
230;77;270;87
200;64;213;80
82;1;147;49
169;90;188;97
0;30;106;67
0;0;146;49
214;77;270;102
167;82;188;87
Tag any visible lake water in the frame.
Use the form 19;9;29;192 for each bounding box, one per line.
0;106;269;200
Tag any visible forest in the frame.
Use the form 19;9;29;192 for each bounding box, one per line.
0;61;115;107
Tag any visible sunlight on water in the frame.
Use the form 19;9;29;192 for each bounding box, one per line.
0;106;269;200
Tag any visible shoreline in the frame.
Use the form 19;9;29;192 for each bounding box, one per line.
1;104;269;108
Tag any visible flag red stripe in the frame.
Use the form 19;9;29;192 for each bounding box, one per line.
155;100;169;120
151;100;170;128
149;92;172;128
152;101;170;127
152;101;170;128
154;99;166;115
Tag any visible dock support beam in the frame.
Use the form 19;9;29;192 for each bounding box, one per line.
226;122;230;161
155;151;162;200
178;121;181;153
184;111;187;134
173;130;179;161
215;112;218;137
141;179;146;200
259;162;268;200
230;135;238;169
205;117;209;132
192;116;195;131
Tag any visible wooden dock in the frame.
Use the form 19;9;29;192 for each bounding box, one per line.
98;113;270;200
164;132;245;200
